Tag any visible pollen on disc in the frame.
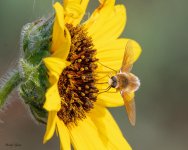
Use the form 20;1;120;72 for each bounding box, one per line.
57;24;99;126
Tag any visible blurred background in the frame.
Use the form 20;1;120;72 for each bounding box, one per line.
0;0;188;150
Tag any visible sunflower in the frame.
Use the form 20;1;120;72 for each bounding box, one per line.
43;0;141;149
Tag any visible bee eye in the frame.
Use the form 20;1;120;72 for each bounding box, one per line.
111;76;116;80
111;76;117;88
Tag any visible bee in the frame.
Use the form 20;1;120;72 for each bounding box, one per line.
108;41;140;126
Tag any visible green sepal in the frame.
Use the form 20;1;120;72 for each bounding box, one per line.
19;16;54;123
30;103;47;124
21;17;54;62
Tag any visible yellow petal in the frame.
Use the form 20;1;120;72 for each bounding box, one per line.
80;0;89;12
98;0;115;5
52;2;65;52
43;83;61;111
66;2;83;19
48;71;58;85
126;40;142;66
43;111;57;143
52;27;71;59
56;118;71;150
69;117;106;150
88;105;132;150
84;0;115;35
92;5;126;45
43;57;67;76
52;3;71;59
96;39;142;71
73;0;89;25
98;0;104;3
63;0;81;7
96;39;128;71
64;0;89;26
64;1;83;19
97;92;124;107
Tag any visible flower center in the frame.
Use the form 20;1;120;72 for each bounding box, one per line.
57;24;98;125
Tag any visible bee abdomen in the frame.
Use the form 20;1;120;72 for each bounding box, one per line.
126;73;140;92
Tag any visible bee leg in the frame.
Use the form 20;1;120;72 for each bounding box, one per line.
97;86;112;95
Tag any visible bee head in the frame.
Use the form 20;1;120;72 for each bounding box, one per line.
108;76;117;88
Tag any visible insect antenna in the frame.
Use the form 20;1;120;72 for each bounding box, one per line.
95;74;109;81
97;62;118;73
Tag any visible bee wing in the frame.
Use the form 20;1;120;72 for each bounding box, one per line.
121;40;141;73
121;91;136;126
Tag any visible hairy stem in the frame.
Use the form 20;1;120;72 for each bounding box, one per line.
0;71;22;108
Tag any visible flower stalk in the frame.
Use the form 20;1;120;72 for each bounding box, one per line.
0;17;53;123
0;71;22;107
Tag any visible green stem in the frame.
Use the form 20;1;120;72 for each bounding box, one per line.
0;71;22;108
